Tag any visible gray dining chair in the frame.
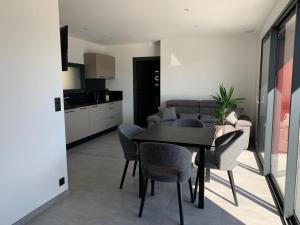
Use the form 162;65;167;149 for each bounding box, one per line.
138;142;194;225
194;130;244;206
118;123;144;189
172;118;205;128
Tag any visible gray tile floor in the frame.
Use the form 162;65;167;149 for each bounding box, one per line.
27;131;282;225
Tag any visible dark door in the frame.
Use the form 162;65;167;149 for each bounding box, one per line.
133;57;160;127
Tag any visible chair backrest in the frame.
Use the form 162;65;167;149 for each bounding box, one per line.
213;130;244;170
140;142;192;182
118;123;144;161
172;118;205;128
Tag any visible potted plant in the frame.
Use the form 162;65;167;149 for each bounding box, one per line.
211;84;245;136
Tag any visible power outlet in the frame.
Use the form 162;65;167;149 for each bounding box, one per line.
54;97;61;112
59;177;65;186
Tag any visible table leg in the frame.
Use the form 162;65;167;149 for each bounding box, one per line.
198;147;205;209
138;144;144;198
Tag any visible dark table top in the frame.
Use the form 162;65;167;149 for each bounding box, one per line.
132;125;215;148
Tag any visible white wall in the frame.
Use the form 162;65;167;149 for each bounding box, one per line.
160;35;259;120
259;0;291;37
68;36;105;64
105;43;160;123
0;1;68;224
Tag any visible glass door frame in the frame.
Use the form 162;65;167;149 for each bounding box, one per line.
258;0;300;223
256;32;271;165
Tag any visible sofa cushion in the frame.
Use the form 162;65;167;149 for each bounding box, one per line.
179;113;199;119
225;111;238;125
166;100;200;114
166;100;200;107
158;107;177;122
200;114;219;124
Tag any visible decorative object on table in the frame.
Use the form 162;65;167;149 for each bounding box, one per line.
211;84;245;137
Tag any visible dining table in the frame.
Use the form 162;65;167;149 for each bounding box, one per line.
132;125;215;209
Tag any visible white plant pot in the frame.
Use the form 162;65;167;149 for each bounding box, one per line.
214;124;236;138
214;125;226;138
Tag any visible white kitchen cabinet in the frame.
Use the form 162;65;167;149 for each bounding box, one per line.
64;101;122;144
89;101;123;134
64;107;90;144
64;109;77;144
76;107;91;139
89;104;106;134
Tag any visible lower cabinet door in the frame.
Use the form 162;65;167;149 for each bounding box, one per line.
89;105;102;135
65;107;90;144
76;107;90;139
65;110;77;144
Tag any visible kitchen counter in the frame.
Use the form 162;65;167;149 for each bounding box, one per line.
64;99;122;110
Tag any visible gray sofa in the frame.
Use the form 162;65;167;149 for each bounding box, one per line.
146;100;252;149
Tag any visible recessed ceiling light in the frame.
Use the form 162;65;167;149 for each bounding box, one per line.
184;8;190;12
194;25;199;28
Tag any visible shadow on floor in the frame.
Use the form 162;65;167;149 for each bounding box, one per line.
210;173;278;215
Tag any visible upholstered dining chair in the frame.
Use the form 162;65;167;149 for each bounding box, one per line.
193;130;244;206
138;142;194;225
118;123;144;189
172;118;205;128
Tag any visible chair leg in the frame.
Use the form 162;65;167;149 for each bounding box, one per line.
193;168;199;203
188;178;194;202
132;160;137;176
227;170;238;206
177;182;184;225
139;178;149;217
151;180;155;196
119;160;129;189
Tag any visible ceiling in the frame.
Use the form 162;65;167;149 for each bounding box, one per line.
59;0;276;45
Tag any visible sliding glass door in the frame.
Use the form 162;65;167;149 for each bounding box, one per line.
257;35;271;161
271;13;297;195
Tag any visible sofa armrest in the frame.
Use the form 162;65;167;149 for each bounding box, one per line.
236;120;252;128
147;113;161;128
239;115;251;122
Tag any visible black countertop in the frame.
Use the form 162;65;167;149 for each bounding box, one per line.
64;99;122;110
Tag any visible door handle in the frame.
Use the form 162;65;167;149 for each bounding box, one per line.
256;96;259;104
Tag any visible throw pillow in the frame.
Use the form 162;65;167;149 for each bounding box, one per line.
225;111;238;125
179;113;199;119
158;107;177;122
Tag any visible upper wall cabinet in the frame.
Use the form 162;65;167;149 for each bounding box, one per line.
84;53;115;79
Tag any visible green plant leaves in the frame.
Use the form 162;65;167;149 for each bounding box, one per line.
211;84;246;124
